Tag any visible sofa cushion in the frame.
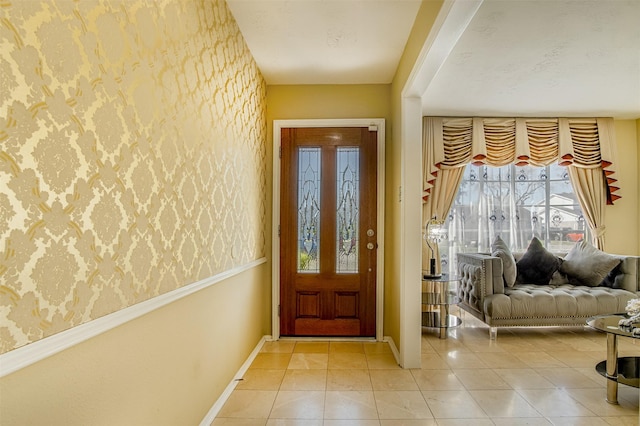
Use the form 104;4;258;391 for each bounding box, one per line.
491;236;516;288
516;237;561;285
559;240;621;287
485;284;635;320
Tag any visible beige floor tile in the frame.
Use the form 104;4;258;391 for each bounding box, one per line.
517;388;597;417
574;366;605;383
324;421;381;426
327;369;372;391
374;390;433;419
468;389;542;418
279;369;327;391
420;339;437;354
562;388;639;417
427;338;471;354
217;390;277;419
212;418;268;425
513;351;568;368
363;342;392;354
266;420;322;426
535;368;601;388
366;353;400;369
261;341;297;353
564;338;607;352
369;369;419;390
475;352;529;369
419;353;449;370
236;369;286;390
493;338;538;353
252;353;293;369
410;369;465;391
269;390;325;419
435;420;493;426
328;352;369;369
287;353;329;369
546;417;608;425
463;341;506;353
493;368;555;390
293;342;329;353
601;416;640;426
441;351;489;369
420;390;487;419
492;419;552;426
452;368;511;390
546;351;604;368
330;342;365;353
324;391;378;420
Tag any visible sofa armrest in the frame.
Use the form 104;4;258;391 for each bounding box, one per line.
457;253;504;319
615;255;640;294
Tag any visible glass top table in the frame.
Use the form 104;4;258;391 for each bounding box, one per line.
587;314;640;404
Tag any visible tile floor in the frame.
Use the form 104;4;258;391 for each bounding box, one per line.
212;314;639;425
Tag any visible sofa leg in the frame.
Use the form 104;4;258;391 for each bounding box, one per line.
489;327;497;340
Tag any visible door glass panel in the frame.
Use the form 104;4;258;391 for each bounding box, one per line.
297;148;320;273
336;147;359;273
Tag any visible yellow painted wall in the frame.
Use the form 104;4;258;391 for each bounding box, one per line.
605;120;639;255
387;0;444;350
0;264;268;425
1;0;269;423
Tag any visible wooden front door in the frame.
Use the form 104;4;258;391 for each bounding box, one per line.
280;127;377;336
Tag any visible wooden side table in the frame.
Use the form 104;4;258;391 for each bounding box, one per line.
421;274;461;339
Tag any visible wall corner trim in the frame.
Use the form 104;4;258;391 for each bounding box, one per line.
0;258;267;378
383;335;402;367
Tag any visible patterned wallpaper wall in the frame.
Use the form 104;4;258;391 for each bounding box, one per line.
0;0;267;354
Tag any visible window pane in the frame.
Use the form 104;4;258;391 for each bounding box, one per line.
443;163;588;274
336;147;359;273
297;148;320;273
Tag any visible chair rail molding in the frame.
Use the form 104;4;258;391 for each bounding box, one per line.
0;258;267;378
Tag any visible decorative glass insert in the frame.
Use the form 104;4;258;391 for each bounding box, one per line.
336;147;360;273
297;148;320;273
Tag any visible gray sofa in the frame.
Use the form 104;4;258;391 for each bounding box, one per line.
457;252;640;339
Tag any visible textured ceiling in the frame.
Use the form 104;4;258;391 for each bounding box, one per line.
226;0;422;85
228;0;640;119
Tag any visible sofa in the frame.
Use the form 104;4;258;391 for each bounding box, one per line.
456;238;640;339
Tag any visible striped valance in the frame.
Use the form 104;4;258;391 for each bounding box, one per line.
423;117;620;205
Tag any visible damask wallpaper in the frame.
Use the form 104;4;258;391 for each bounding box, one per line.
0;0;267;354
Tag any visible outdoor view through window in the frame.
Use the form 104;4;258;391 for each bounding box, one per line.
440;163;587;273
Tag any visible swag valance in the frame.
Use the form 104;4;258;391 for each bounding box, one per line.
422;117;620;205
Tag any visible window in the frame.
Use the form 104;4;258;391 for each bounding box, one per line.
440;163;587;273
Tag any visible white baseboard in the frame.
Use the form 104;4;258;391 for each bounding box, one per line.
0;258;266;378
383;335;401;366
200;335;270;425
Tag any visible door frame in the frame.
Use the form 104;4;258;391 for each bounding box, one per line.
272;118;385;341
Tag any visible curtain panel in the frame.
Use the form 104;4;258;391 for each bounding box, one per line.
422;117;620;250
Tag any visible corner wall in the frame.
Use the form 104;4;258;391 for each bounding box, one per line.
606;120;639;255
1;0;270;423
388;0;444;359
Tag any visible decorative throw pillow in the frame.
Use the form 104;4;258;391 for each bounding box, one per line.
560;240;621;287
516;237;561;285
491;236;517;288
600;261;624;288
